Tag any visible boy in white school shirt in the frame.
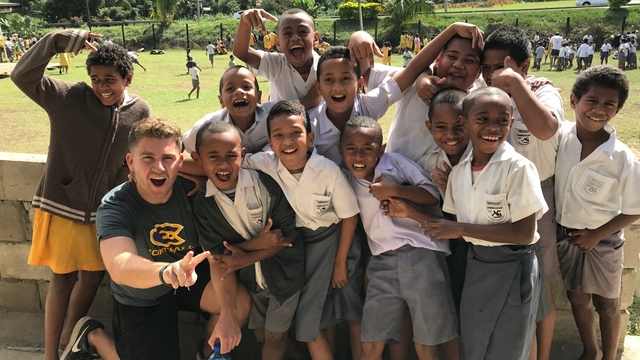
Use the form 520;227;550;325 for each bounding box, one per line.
242;101;364;360
555;66;640;360
384;87;547;360
481;26;564;360
340;116;458;360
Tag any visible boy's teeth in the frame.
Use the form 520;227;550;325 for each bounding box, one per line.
482;136;499;141
291;45;303;49
353;164;365;169
446;141;459;146
283;149;296;154
217;172;230;175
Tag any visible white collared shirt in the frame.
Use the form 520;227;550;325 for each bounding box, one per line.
206;169;269;288
347;153;448;256
244;149;360;229
443;142;548;247
508;75;563;181
256;51;320;102
417;142;472;198
183;103;274;154
555;122;640;229
307;76;402;164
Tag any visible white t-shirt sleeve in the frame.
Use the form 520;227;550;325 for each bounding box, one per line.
256;51;282;80
442;171;457;215
394;154;439;200
360;76;402;119
331;170;360;219
620;155;640;215
534;84;564;127
366;64;400;90
506;160;547;222
242;152;277;172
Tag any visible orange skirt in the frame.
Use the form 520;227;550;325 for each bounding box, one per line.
28;209;105;274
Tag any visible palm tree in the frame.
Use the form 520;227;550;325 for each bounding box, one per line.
382;0;434;27
104;0;133;8
155;0;179;24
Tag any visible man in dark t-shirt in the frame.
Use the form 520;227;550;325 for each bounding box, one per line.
60;118;250;360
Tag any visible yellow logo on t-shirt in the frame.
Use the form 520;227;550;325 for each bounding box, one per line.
149;223;186;247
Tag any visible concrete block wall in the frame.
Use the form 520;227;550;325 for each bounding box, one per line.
0;152;638;350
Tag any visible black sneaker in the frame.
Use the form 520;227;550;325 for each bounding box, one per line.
61;316;104;360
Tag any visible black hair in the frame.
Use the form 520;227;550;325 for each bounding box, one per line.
462;87;512;118
428;88;467;121
482;26;531;65
218;65;260;94
571;66;629;109
194;120;241;153
442;35;477;54
317;46;361;79
277;8;315;31
86;44;133;78
266;100;312;136
341;116;383;146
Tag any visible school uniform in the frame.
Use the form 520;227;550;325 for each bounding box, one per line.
193;169;305;333
307;76;402;164
555;122;640;299
443;142;547;360
348;152;458;346
244;150;363;342
255;50;320;102
183;103;274;154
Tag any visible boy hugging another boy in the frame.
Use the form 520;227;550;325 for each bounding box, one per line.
191;121;304;360
556;66;640;360
386;87;548;360
243;101;364;360
339;117;458;360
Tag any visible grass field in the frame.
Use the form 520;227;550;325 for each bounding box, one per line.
0;48;639;154
434;0;577;13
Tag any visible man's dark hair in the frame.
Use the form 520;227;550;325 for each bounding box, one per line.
277;8;315;31
341;116;383;146
482;26;531;65
317;46;361;79
195;120;241;153
462;87;512;118
218;65;260;94
572;65;629;110
266;100;311;136
428;88;467;121
86;44;133;78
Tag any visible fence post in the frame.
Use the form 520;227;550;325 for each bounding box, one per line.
220;23;223;45
418;19;421;39
374;18;378;44
152;24;156;49
621;16;627;34
186;24;190;49
121;23;125;48
565;17;570;37
333;21;337;46
515;17;519;27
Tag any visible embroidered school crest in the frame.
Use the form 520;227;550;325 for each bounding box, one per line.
515;128;531;146
149;223;186;247
486;200;507;223
582;174;605;198
251;213;264;226
314;198;330;215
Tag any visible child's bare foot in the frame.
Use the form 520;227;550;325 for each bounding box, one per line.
188;93;191;99
577;348;602;360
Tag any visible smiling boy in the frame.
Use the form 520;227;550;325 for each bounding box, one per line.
11;30;150;360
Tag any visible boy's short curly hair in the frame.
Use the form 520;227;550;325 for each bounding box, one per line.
482;26;531;66
341;116;383;146
278;8;315;31
218;65;260;94
86;44;133;79
317;46;361;80
462;87;512;118
266;100;311;136
195;120;241;153
428;88;467;121
571;65;629;110
128;118;182;152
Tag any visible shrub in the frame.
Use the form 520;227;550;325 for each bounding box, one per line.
338;2;383;20
609;0;630;9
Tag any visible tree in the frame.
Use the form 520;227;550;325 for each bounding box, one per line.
293;0;321;17
382;0;434;27
608;0;630;9
0;13;43;36
155;0;180;23
42;0;101;23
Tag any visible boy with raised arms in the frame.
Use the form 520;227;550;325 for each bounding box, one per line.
191;120;304;360
243;100;364;360
555;66;640;360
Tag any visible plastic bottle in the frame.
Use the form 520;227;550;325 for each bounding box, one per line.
207;343;231;360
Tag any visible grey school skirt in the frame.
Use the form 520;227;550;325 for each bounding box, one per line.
460;244;541;360
294;222;364;342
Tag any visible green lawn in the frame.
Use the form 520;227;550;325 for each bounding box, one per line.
0;48;638;154
434;0;578;13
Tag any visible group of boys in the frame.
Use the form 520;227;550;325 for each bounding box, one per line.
12;8;640;360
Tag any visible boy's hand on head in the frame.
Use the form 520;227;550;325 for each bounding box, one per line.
241;9;278;35
529;77;554;92
331;262;348;289
380;197;411;218
416;74;446;105
489;56;519;93
450;23;484;48
431;161;452;193
213;242;249;280
348;31;383;68
254;219;289;249
568;229;602;252
369;176;397;201
420;219;461;241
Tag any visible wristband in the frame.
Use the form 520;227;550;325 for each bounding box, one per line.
159;263;171;286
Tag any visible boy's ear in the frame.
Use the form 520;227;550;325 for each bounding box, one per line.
520;58;531;74
338;143;343;157
178;153;184;167
569;93;577;110
241;147;247;159
459;115;468;130
307;131;315;147
256;90;263;105
315;79;321;92
313;32;320;47
219;95;225;109
357;76;364;93
425;120;434;134
191;151;201;165
379;143;386;157
125;73;133;86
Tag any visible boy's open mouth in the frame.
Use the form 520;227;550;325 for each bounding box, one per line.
352;163;366;170
233;99;249;109
290;45;305;60
480;135;501;142
331;95;346;103
215;171;231;182
282;148;298;155
150;177;166;187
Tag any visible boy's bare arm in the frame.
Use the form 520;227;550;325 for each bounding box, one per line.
207;257;242;354
423;213;537;245
568;214;640;252
213;241;285;277
490;57;559;140
369;176;439;205
234;9;278;69
332;215;358;289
